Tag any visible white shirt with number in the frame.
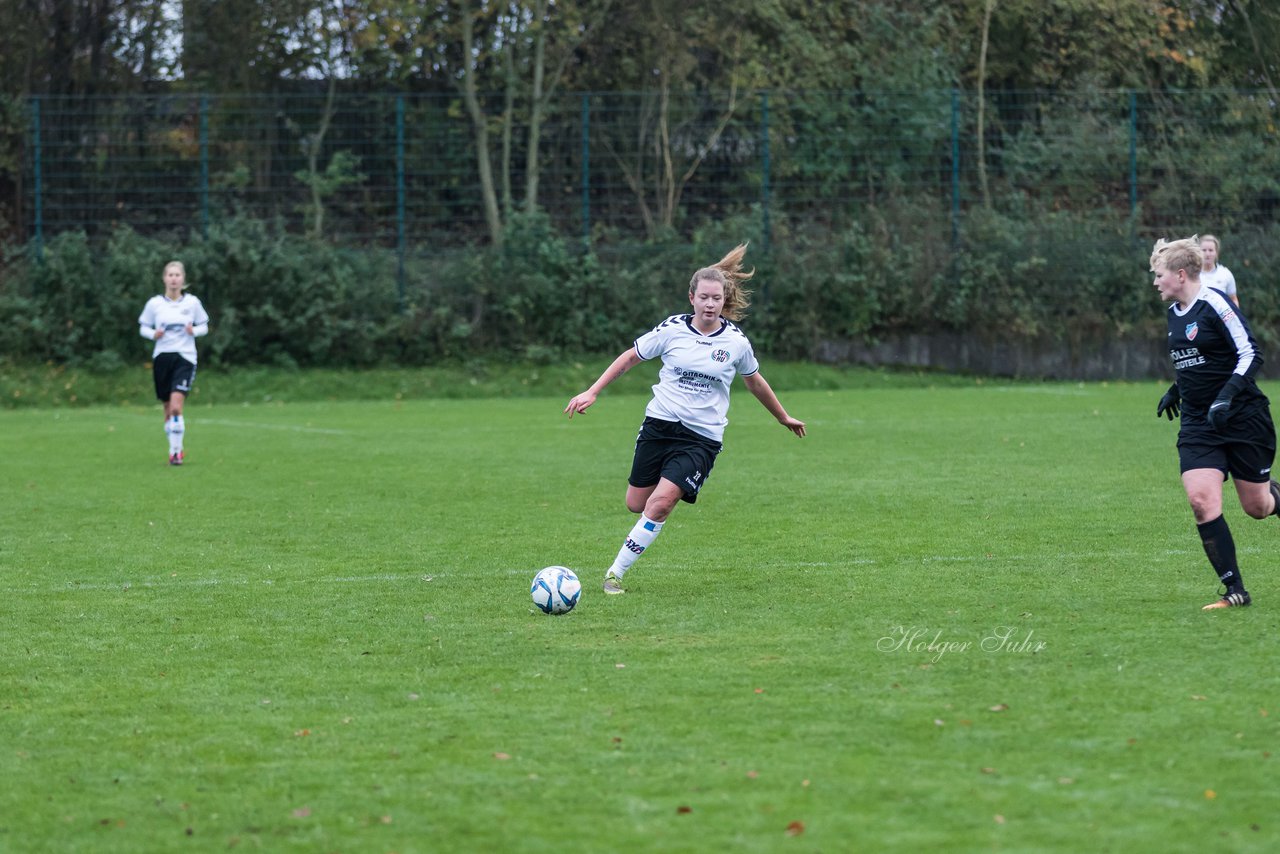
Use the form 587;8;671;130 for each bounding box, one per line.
633;314;760;443
1201;265;1237;300
138;293;210;364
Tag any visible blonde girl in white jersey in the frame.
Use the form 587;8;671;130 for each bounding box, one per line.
137;261;209;465
1200;234;1238;307
565;244;805;594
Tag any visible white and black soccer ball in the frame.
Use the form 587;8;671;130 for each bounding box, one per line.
531;566;581;615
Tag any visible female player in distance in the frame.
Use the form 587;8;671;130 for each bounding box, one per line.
138;261;209;465
1199;234;1238;307
565;243;806;594
1152;235;1279;609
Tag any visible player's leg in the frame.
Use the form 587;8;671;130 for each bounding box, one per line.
1227;408;1279;520
1182;467;1225;524
1184;467;1248;608
166;390;187;464
166;359;196;465
604;421;668;593
625;483;655;514
1234;479;1276;519
605;479;682;593
153;356;178;463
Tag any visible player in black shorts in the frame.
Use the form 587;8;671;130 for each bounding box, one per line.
565;244;806;594
138;261;209;465
1152;236;1280;610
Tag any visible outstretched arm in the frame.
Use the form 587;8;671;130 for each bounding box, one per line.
742;372;806;437
565;348;643;418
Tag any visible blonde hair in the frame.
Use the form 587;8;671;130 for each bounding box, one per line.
1150;236;1202;279
163;260;187;286
1200;234;1221;253
689;243;753;321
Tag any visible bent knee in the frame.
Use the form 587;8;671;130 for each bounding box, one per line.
1186;494;1220;522
1242;499;1272;520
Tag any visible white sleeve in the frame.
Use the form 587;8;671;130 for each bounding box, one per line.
736;341;760;377
634;316;680;361
138;300;156;338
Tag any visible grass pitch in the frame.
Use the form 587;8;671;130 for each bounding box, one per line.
2;375;1278;852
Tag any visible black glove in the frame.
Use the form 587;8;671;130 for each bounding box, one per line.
1207;375;1247;431
1156;384;1180;420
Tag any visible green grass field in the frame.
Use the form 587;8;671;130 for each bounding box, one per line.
3;371;1278;852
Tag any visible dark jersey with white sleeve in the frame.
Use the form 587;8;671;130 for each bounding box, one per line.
1167;285;1266;419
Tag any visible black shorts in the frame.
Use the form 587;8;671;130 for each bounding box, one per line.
1178;405;1277;483
629;416;723;504
153;353;197;401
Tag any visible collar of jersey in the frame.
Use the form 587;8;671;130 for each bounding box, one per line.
682;314;728;337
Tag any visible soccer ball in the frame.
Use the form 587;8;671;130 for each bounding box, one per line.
531;566;581;615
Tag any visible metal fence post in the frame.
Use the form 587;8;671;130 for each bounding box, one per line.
760;90;771;254
396;94;406;312
581;93;591;249
199;96;210;238
951;89;960;246
1128;90;1138;221
30;95;43;260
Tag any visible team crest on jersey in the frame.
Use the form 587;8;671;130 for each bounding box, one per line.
711;349;729;363
1185;322;1198;341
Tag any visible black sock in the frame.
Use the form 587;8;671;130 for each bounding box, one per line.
1197;515;1245;593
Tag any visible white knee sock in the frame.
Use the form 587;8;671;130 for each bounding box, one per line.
169;415;185;454
608;515;664;579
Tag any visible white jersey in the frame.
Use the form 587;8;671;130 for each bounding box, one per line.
138;293;209;364
1201;264;1237;300
634;314;760;442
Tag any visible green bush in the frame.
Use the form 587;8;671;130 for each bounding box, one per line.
3;211;1278;373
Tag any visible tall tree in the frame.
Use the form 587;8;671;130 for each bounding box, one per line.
1217;0;1280;97
354;0;611;245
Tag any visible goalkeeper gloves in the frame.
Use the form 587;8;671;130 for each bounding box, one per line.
1156;384;1180;420
1207;375;1247;431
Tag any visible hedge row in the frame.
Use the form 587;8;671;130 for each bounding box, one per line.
3;207;1278;374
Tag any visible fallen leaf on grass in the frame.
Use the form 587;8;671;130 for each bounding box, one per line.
493;752;511;761
988;704;1009;712
293;729;310;737
292;807;311;818
746;770;759;779
1205;789;1216;800
980;767;997;775
994;814;1006;825
1190;695;1207;701
785;821;805;836
676;806;692;814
